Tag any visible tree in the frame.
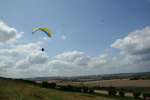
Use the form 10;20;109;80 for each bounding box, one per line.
119;90;125;97
133;91;141;99
108;87;117;96
48;82;56;88
42;81;49;88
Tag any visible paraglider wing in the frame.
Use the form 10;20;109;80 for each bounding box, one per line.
32;27;52;37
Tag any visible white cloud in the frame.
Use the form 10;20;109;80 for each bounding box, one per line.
88;54;108;67
111;27;150;55
55;51;90;65
0;47;109;78
0;42;49;77
0;21;23;44
61;35;67;40
110;26;150;72
1;21;150;78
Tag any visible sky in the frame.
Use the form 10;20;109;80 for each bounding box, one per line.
0;0;150;78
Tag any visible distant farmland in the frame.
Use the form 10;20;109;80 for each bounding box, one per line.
0;78;137;100
52;79;150;87
33;72;150;87
81;79;150;87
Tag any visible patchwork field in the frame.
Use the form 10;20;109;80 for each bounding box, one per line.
53;79;150;87
0;78;136;100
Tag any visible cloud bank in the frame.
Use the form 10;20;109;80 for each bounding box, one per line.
0;21;23;44
0;21;150;78
112;27;150;63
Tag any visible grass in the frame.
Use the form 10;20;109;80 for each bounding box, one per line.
0;79;136;100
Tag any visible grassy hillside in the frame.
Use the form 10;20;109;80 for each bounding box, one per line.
0;78;135;100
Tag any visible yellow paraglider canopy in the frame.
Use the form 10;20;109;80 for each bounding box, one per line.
32;27;53;37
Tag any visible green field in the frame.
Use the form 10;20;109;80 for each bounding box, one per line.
0;78;136;100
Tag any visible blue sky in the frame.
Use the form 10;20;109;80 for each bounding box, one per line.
0;0;150;56
0;0;150;77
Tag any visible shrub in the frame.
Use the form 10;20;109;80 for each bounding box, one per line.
133;91;141;99
66;85;74;91
88;88;94;93
48;82;56;88
59;85;78;92
108;88;117;96
143;92;150;100
41;81;56;88
119;90;125;97
82;86;89;93
42;81;49;88
59;85;66;91
73;86;82;92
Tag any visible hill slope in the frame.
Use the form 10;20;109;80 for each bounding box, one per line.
0;78;118;100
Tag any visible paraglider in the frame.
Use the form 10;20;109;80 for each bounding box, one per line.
41;48;45;51
32;27;53;37
32;27;53;52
